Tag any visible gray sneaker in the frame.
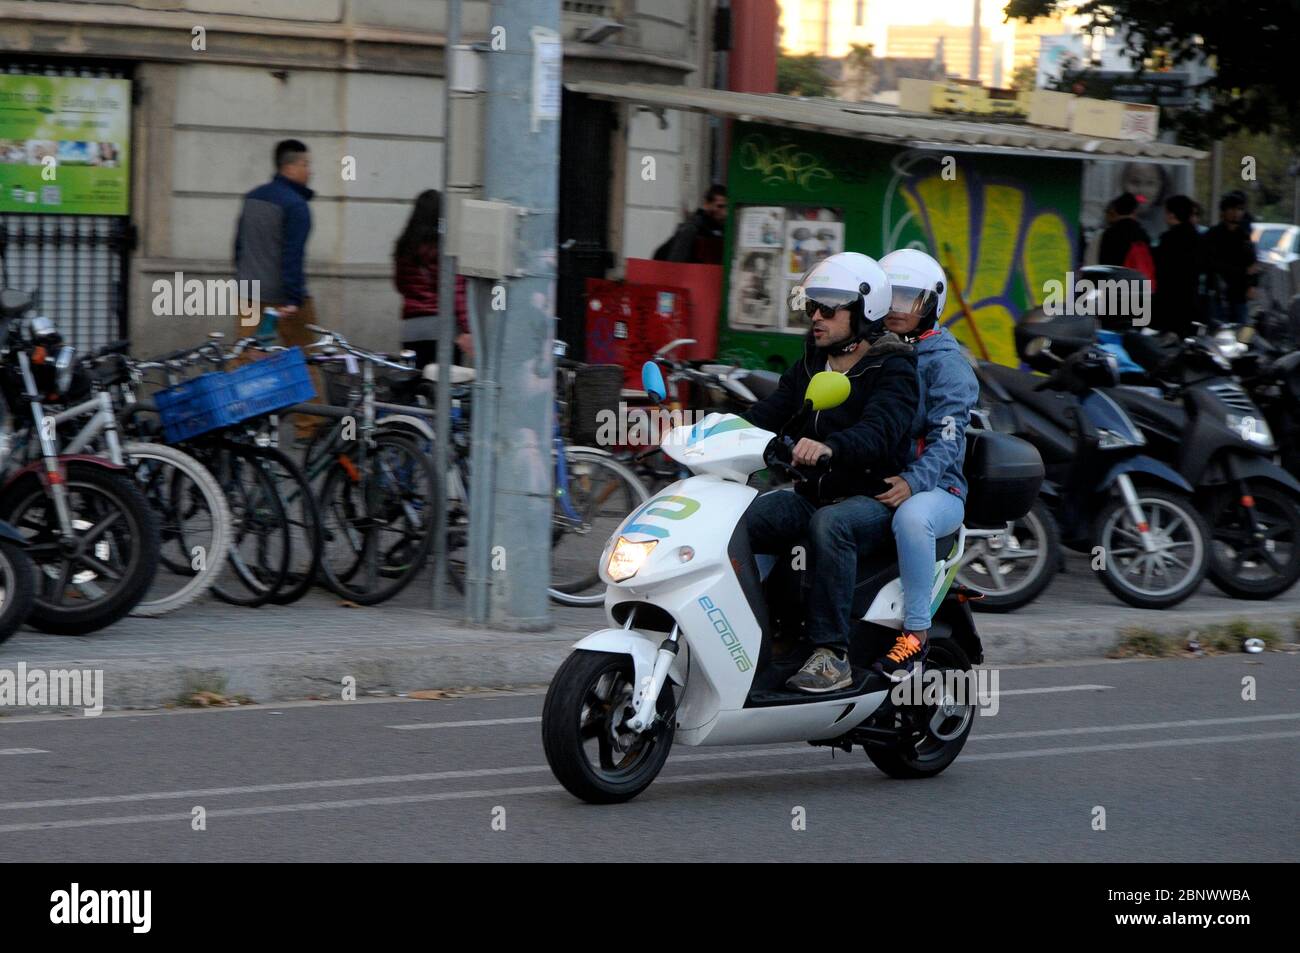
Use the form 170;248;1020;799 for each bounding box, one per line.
786;647;853;694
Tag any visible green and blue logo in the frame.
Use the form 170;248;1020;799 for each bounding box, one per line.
699;595;752;672
624;494;700;540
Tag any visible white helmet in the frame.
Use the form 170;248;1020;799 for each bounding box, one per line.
879;248;947;325
790;252;892;340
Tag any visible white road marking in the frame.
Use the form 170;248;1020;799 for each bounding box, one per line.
377;685;1117;731
1;730;1297;833
973;711;1300;741
0;748;48;755
387;716;541;730
990;685;1112;696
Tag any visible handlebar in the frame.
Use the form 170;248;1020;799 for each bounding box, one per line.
303;324;415;374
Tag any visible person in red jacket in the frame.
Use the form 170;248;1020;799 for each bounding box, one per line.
393;190;470;367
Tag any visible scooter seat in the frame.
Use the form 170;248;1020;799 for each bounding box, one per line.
979;361;1076;430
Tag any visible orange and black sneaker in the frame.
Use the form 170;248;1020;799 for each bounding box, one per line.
874;632;927;682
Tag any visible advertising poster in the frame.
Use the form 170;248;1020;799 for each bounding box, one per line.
0;74;131;215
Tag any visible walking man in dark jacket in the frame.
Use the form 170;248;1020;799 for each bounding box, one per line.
655;184;727;264
1153;194;1206;336
742;253;918;693
233;139;318;436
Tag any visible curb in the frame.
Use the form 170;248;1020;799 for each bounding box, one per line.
2;602;1296;714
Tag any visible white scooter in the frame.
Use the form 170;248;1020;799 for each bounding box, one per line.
542;362;1044;803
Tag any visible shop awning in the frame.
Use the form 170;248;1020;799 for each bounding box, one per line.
565;81;1207;164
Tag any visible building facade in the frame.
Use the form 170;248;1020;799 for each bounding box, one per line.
0;0;714;356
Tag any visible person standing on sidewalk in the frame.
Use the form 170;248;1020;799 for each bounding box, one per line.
393;189;471;368
1203;191;1259;326
1098;192;1156;284
232;138;320;436
652;184;727;264
1153;194;1207;337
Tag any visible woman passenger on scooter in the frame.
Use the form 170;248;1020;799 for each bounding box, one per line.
871;250;980;681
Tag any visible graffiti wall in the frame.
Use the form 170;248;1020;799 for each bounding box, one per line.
719;122;1082;371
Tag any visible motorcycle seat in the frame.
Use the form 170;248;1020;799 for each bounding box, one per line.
979;362;1076;430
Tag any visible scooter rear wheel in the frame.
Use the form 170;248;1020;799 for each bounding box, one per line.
542;649;675;804
866;640;975;779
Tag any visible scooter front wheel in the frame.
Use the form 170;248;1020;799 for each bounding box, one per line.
1205;484;1300;600
1093;487;1208;609
542;650;675;804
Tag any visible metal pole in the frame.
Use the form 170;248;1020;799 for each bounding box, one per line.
431;0;461;610
474;0;561;629
970;0;981;83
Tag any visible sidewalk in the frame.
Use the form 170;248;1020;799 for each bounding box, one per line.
2;556;1297;710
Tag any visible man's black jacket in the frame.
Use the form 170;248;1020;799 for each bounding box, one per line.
744;333;919;505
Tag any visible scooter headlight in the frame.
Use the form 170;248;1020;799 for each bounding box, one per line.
1097;428;1142;450
1227;413;1274;448
607;536;657;582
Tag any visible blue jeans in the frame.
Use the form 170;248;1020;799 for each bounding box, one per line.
892;488;966;632
745;489;894;651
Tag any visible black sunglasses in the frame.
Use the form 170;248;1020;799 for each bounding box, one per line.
804;301;839;320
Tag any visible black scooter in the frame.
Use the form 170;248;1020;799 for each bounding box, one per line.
968;333;1209;610
1105;329;1300;599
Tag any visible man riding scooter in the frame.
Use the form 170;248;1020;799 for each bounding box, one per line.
874;249;980;680
742;253;919;693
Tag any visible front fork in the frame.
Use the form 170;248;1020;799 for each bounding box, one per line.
1116;473;1159;554
627;623;680;733
19;353;75;538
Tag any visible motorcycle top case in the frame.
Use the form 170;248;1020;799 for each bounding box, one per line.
963;429;1044;527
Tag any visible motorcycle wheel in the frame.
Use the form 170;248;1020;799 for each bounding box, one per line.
542;650;675;804
866;640;975;779
956;500;1060;612
1092;487;1208;609
1205;484;1300;599
1;462;161;635
0;538;36;645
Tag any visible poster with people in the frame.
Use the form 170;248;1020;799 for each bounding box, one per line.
0;75;130;214
728;205;844;332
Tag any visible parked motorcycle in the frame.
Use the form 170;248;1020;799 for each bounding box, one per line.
541;361;1043;804
970;330;1209;610
1103;328;1300;599
0;289;160;634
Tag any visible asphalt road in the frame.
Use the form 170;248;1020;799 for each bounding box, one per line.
1;653;1296;862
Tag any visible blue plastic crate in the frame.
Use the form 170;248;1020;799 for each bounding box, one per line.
155;347;316;443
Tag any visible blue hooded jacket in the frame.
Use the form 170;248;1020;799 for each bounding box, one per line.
899;327;980;499
233;173;314;306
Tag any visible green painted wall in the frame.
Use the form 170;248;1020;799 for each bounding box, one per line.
719;122;1082;371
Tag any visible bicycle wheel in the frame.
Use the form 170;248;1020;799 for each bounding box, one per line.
317;432;438;605
1;462;161;635
549;448;649;607
247;445;323;605
199;442;292;607
124;442;233;617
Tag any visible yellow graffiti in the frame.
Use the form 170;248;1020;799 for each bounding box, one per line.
1022;214;1073;308
737;134;834;191
902;174;1073;366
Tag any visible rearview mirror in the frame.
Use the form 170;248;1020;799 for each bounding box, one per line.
805;370;850;411
641;361;667;403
